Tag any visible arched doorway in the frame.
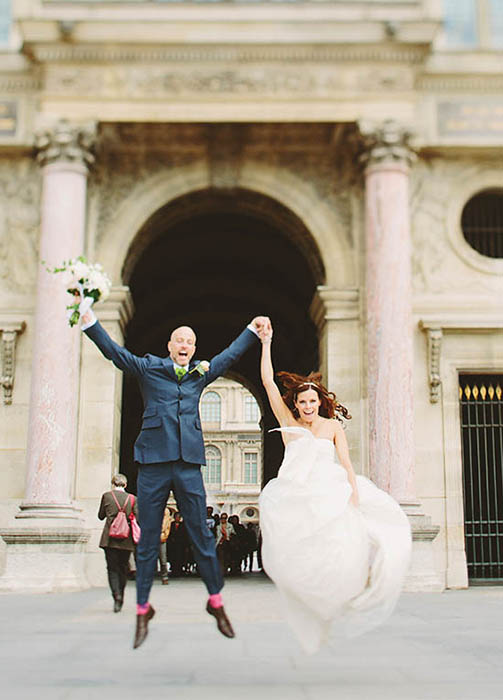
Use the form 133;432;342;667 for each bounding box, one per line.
119;188;325;491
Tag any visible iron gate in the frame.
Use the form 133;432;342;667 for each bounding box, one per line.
460;374;503;582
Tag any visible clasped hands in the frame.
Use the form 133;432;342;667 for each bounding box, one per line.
251;316;273;344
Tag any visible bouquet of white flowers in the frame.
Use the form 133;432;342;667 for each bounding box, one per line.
45;256;112;327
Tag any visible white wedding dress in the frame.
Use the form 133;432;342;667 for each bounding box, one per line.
259;427;412;654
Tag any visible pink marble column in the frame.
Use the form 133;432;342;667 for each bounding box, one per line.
361;121;416;504
18;121;96;520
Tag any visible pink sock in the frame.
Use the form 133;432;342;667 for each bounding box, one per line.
137;603;150;615
209;593;223;609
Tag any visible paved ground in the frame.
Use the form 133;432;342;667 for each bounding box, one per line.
2;574;503;700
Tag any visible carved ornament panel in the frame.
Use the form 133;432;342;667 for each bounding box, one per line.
410;159;503;296
0;158;40;294
44;64;413;99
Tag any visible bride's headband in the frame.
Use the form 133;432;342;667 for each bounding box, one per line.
296;382;318;392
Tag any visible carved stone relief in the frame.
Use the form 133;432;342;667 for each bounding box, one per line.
0;158;40;294
44;64;414;100
411;158;503;296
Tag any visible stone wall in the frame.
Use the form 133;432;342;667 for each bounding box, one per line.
0;127;502;589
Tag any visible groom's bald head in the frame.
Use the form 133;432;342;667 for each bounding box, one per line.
170;326;196;344
167;326;197;366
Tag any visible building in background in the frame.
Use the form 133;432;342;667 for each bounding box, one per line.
0;1;502;593
185;378;261;524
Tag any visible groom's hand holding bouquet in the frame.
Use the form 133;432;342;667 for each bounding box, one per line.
45;256;112;327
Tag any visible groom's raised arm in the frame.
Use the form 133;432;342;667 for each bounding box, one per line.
81;311;148;376
204;316;269;384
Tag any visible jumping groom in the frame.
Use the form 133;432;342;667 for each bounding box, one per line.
80;310;269;648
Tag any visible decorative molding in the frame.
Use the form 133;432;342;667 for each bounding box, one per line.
31;44;429;66
359;119;417;168
419;318;503;404
34;120;97;169
0;73;41;92
0;526;89;545
43;63;414;99
0;320;26;405
97;286;134;333
310;286;360;330
423;327;442;403
417;75;503;93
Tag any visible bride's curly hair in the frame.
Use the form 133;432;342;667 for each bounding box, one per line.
276;371;352;423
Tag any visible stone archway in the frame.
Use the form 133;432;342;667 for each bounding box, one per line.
118;187;325;490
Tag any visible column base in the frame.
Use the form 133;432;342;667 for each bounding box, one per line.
0;525;91;593
401;502;443;592
15;502;84;522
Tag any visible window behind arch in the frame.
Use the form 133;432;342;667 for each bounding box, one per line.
244;452;258;484
201;391;221;424
244;394;259;423
461;190;503;259
202;446;222;485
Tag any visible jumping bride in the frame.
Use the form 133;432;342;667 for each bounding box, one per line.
258;323;412;654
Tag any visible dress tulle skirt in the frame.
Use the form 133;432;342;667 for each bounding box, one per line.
259;428;412;654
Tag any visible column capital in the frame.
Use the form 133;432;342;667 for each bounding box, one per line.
310;286;360;331
34;120;97;170
96;286;134;334
358;119;417;170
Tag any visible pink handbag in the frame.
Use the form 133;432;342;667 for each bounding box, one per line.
129;495;141;545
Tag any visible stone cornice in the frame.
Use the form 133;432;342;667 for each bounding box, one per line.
419;317;503;333
29;43;430;65
419;317;503;404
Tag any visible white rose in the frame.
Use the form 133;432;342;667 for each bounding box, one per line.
73;260;89;282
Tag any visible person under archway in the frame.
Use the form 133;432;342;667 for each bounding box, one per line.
81;308;269;648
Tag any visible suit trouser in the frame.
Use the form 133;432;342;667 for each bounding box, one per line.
136;460;223;605
104;547;131;599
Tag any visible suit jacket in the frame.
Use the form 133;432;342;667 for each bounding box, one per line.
85;321;258;465
98;489;138;550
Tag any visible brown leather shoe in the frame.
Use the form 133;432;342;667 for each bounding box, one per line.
206;602;235;638
133;605;155;649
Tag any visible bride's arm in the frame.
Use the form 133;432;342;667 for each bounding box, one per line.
260;328;294;427
333;421;360;507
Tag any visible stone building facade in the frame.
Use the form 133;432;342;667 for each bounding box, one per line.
0;0;502;591
198;378;261;523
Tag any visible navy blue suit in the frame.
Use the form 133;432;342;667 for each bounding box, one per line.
84;320;258;603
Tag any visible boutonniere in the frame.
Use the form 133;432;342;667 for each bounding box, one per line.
189;360;210;377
